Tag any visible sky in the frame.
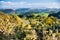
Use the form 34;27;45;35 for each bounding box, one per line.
0;0;60;9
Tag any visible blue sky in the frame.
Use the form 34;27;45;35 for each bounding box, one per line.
0;0;60;9
0;0;60;3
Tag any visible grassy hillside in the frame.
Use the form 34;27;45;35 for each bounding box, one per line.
0;11;60;40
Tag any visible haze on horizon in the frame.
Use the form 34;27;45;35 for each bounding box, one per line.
0;0;60;9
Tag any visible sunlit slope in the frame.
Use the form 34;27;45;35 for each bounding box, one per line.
0;12;22;35
32;12;49;17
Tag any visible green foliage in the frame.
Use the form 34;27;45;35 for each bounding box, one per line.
0;11;60;40
17;31;26;40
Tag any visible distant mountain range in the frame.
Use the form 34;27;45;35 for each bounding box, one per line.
0;8;60;15
0;8;60;18
0;9;14;14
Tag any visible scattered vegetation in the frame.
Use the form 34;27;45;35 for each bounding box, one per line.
0;11;60;40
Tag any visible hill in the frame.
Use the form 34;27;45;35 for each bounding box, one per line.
48;11;60;19
0;12;22;36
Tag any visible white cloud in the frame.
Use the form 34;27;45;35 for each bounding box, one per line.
0;1;60;9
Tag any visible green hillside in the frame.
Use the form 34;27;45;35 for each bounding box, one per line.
0;11;60;40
